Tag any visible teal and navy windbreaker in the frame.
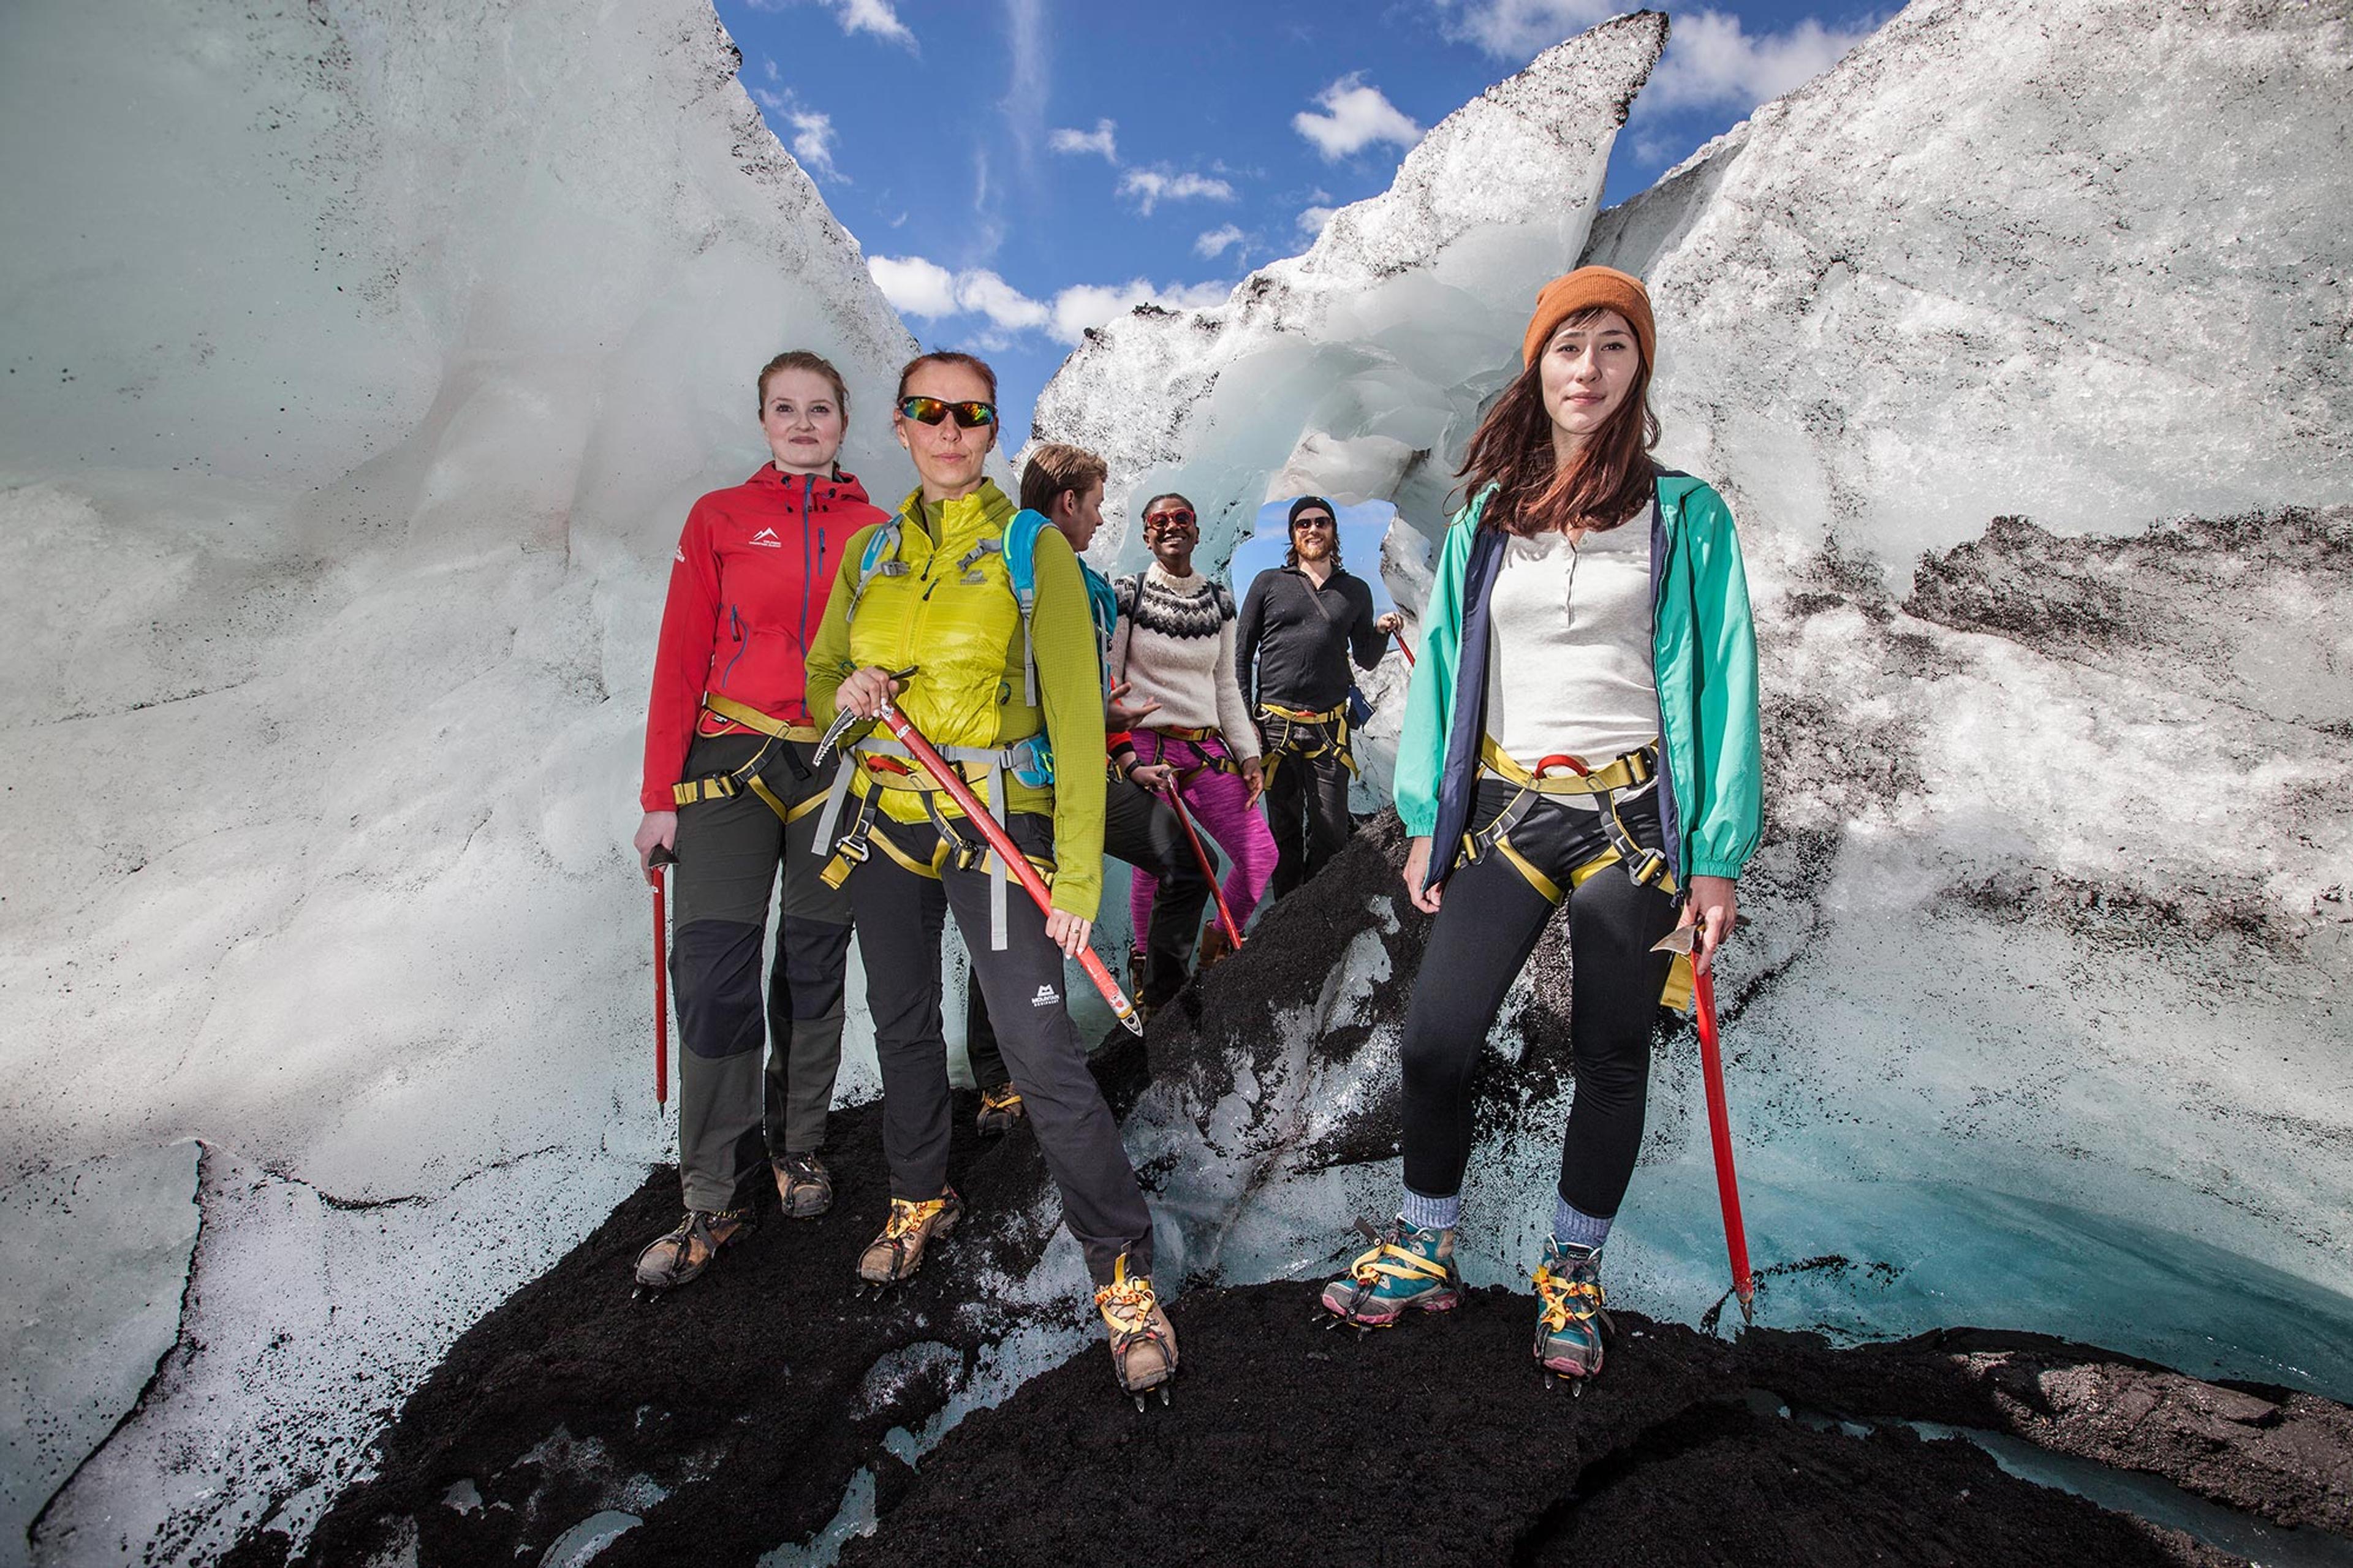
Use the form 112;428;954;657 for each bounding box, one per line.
1394;473;1762;890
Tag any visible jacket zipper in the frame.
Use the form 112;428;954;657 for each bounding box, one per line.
721;604;748;687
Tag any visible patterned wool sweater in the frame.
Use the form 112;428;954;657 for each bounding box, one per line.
1109;562;1260;762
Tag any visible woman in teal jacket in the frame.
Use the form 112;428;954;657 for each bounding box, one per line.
1320;268;1762;1384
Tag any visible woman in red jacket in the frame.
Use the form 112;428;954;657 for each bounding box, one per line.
630;350;890;1292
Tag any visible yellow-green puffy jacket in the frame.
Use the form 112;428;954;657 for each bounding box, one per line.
805;481;1108;919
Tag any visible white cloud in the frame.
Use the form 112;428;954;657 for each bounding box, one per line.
1640;10;1877;113
1116;167;1237;215
786;107;846;183
1292;74;1422;162
1047;279;1227;345
1297;205;1338;239
1049;118;1120;162
1194;224;1246;259
868;256;961;319
1426;0;1616;58
751;85;847;183
869;255;1224;347
749;0;917;48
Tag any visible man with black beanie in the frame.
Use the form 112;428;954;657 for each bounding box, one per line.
1236;496;1403;897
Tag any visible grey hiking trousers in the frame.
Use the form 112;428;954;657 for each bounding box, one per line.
670;733;854;1213
845;808;1154;1286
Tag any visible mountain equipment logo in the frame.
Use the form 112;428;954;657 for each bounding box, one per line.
748;528;782;549
1029;983;1059;1009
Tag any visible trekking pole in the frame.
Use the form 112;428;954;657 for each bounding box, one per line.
1656;926;1756;1324
836;696;1145;1036
649;844;676;1107
1159;781;1243;951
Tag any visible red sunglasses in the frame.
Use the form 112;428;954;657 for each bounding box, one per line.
1144;507;1197;531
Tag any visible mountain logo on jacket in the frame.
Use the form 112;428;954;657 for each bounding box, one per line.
748;528;782;549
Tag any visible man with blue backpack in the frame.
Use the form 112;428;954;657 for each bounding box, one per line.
961;444;1208;1136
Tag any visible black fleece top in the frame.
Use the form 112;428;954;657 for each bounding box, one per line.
1235;563;1385;711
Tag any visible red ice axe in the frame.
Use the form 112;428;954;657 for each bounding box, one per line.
1654;925;1757;1324
649;844;676;1107
821;693;1144;1036
1393;631;1415;667
1160;781;1243;952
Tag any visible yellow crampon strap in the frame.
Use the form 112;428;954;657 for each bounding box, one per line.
1533;1261;1606;1333
1349;1236;1453;1290
671;692;826;817
1094;1252;1161;1335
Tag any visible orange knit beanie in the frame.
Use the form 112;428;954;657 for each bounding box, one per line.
1520;266;1655;369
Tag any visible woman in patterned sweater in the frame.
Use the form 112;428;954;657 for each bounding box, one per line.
1110;493;1278;964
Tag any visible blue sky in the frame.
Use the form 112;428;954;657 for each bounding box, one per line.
717;0;1881;449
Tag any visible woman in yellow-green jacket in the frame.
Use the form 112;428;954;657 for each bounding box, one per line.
805;350;1175;1404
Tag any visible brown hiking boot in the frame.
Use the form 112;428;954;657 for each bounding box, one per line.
633;1206;752;1292
976;1083;1026;1138
1196;923;1233;972
773;1151;833;1219
1096;1253;1178;1406
857;1190;963;1287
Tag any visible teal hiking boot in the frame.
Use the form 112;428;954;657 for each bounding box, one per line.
1319;1217;1461;1328
1532;1237;1610;1387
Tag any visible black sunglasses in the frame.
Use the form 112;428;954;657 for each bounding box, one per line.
1291;513;1336;531
898;395;998;429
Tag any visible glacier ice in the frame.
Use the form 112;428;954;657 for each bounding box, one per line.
0;0;929;1558
1031;13;1670;575
3;0;2351;1558
1581;0;2353;565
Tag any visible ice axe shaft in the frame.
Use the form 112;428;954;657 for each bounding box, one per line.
649;844;676;1107
870;698;1144;1035
1160;781;1243;950
1656;925;1756;1322
1393;631;1416;667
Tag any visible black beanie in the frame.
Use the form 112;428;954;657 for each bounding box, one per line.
1288;494;1336;529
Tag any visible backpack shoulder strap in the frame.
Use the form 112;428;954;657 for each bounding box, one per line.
846;518;907;624
1002;508;1052;705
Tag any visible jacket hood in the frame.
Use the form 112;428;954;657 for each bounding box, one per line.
747;463;873;508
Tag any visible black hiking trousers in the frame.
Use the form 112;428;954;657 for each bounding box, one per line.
1401;779;1681;1220
966;773;1203;1090
668;733;854;1214
846;808;1153;1286
1264;722;1353;898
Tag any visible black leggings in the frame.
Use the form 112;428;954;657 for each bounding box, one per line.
1400;779;1681;1219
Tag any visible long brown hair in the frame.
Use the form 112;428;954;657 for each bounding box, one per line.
1458;308;1659;537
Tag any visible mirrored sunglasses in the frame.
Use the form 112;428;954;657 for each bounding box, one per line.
898;395;998;428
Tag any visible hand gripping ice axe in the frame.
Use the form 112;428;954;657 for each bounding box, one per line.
1159;781;1243;952
648;843;677;1107
816;683;1145;1036
1653;922;1757;1325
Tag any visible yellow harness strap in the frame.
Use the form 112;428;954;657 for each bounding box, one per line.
671;692;825;816
1257;700;1358;786
1458;737;1695;1013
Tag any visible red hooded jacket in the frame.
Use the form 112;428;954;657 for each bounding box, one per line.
640;466;890;812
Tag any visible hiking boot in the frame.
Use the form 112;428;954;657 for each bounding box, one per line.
975;1083;1027;1138
1533;1238;1611;1382
1096;1253;1178;1403
856;1190;963;1287
1319;1217;1461;1327
634;1206;752;1292
773;1151;833;1219
1197;923;1234;971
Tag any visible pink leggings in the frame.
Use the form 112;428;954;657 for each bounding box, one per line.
1131;732;1278;944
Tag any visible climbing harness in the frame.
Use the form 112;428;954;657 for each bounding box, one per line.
669;691;827;823
1254;699;1357;792
1457;737;1694;1012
